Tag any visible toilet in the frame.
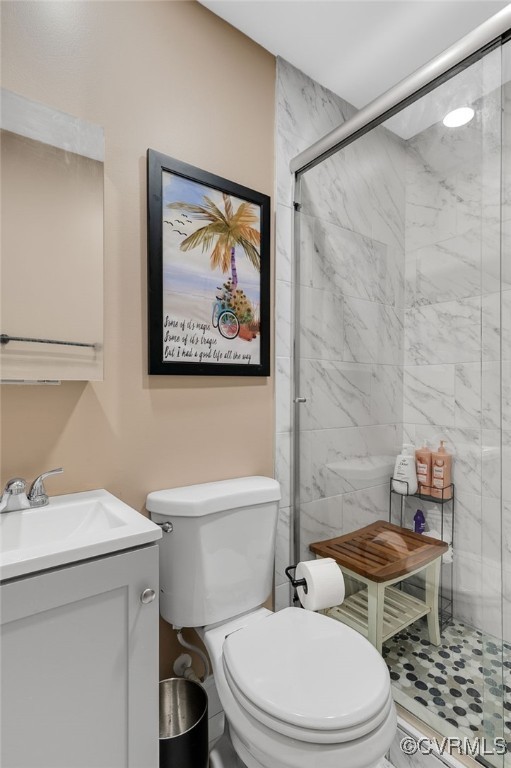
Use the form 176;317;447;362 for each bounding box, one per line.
147;476;396;768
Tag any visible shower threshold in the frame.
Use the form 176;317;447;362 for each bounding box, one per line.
395;707;483;768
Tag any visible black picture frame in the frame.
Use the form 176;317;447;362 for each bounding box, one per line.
147;149;271;376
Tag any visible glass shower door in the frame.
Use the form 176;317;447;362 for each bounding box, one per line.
293;37;510;766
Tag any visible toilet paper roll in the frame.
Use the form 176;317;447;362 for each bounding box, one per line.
295;558;345;612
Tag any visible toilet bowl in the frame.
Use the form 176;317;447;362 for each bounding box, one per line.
201;607;396;768
146;476;396;768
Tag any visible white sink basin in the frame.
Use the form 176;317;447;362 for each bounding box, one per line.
0;489;162;581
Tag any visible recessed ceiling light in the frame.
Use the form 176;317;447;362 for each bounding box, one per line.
442;107;475;128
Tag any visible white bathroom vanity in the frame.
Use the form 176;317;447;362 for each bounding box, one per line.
0;490;161;768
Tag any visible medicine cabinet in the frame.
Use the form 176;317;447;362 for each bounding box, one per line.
0;89;104;382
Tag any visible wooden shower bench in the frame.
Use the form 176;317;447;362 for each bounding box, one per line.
310;521;448;653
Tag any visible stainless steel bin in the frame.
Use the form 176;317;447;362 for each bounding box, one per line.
159;678;208;768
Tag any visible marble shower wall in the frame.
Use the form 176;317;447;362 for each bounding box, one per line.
274;58;358;609
275;54;510;638
402;49;508;637
297;120;407;557
274;58;406;609
502;53;511;723
500;61;511;648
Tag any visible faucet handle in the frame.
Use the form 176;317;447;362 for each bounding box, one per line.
4;477;27;495
0;477;30;513
28;467;63;507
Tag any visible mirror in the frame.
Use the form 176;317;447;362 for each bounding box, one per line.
0;89;104;382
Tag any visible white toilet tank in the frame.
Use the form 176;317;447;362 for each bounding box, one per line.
146;476;281;628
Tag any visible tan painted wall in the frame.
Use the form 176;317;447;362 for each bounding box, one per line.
1;0;276;677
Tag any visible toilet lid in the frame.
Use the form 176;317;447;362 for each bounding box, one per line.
223;607;391;733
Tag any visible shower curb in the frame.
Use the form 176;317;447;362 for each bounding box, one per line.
392;710;483;768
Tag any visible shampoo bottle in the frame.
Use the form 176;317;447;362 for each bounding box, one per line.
431;440;453;500
392;444;418;495
415;441;432;495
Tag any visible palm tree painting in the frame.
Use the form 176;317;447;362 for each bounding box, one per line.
164;183;262;344
168;192;260;292
151;156;269;374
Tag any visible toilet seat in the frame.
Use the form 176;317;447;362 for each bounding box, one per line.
222;607;392;745
224;655;394;744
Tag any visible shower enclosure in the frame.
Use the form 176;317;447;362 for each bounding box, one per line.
288;10;511;766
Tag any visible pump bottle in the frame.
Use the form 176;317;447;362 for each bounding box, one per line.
431;440;453;500
392;444;418;495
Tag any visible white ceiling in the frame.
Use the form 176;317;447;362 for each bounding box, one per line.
198;1;509;111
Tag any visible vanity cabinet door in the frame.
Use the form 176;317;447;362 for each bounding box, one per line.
0;545;159;768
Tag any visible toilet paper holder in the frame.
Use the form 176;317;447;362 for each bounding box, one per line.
285;564;308;593
285;564;308;605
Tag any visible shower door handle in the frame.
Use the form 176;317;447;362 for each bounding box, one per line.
294;397;307;403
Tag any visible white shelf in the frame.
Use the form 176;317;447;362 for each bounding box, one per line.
326;585;431;643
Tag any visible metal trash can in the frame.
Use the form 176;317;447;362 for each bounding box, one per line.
159;678;208;768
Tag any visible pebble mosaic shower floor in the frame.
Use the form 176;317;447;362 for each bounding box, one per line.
382;619;511;765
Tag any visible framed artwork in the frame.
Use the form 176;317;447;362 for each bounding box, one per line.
147;150;271;376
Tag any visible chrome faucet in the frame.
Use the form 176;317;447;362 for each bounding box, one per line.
0;468;63;513
28;468;64;507
0;477;31;513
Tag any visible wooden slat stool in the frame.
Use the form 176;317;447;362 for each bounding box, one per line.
310;521;448;654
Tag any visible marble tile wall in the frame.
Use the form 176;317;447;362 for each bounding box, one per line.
402;50;508;637
274;58;356;609
501;57;511;660
274;58;405;609
275;55;510;640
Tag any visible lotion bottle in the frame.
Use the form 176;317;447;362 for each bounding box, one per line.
415;441;432;495
392;444;418;495
431;440;453;500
